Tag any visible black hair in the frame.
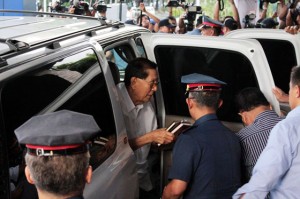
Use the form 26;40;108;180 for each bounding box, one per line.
168;16;176;21
235;87;269;112
137;14;150;24
124;58;157;87
189;91;220;110
290;66;300;86
213;27;222;36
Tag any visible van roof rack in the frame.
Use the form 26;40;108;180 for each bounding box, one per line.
0;9;107;25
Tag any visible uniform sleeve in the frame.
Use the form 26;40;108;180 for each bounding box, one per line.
233;121;293;198
168;134;201;183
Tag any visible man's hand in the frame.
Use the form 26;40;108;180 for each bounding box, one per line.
140;2;146;12
151;128;175;145
272;86;289;103
285;25;300;34
129;128;174;151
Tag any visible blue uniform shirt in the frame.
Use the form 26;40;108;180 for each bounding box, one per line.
168;114;241;199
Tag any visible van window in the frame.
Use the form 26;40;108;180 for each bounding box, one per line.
155;46;258;122
105;44;136;81
257;39;297;93
1;49;116;172
135;38;147;58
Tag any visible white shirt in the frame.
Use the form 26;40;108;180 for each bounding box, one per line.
117;83;157;191
234;0;260;28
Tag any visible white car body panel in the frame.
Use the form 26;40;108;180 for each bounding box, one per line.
225;29;300;65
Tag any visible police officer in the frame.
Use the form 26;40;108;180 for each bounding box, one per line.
162;73;241;199
15;110;101;199
200;15;223;36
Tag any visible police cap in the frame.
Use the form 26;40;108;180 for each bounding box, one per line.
200;16;223;29
181;73;226;93
15;110;101;156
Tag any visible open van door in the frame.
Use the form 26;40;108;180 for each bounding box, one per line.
138;33;281;189
226;29;300;113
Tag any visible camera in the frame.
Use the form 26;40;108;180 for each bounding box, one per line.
93;1;110;13
243;13;256;28
50;1;66;13
185;5;202;31
165;0;202;31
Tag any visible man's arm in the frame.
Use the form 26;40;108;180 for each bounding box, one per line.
178;13;187;34
233;123;293;198
213;1;220;21
140;3;160;24
162;179;187;199
128;128;174;151
229;0;241;28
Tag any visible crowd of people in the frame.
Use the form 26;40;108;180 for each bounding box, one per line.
122;0;300;36
48;0;300;35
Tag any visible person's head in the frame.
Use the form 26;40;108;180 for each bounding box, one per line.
137;14;150;28
200;16;223;36
15;110;100;198
289;66;300;109
236;87;270;126
181;73;226;119
260;18;279;29
124;58;159;105
158;18;176;33
222;18;238;34
25;152;91;197
168;16;177;33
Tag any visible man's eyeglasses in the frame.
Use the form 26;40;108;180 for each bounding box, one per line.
139;78;160;88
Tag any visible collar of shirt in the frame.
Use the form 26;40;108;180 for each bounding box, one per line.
253;110;280;123
194;113;218;126
118;83;144;114
287;105;300;118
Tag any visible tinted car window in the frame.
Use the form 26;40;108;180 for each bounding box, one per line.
256;39;297;93
155;46;258;122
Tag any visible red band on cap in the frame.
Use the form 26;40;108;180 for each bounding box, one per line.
188;83;221;88
26;144;83;150
203;21;221;28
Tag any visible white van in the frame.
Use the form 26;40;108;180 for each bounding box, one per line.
0;13;292;199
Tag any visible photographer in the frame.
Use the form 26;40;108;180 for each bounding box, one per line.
91;1;109;18
69;0;91;16
286;1;300;26
158;18;176;33
214;0;241;29
234;0;260;28
137;3;160;32
50;1;65;13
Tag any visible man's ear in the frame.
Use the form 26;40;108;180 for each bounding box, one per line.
218;99;223;108
85;166;92;184
296;85;300;98
186;98;194;109
130;77;137;88
25;166;35;185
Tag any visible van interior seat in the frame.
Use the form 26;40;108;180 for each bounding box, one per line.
108;61;120;85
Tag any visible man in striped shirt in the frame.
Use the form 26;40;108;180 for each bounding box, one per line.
235;87;283;183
